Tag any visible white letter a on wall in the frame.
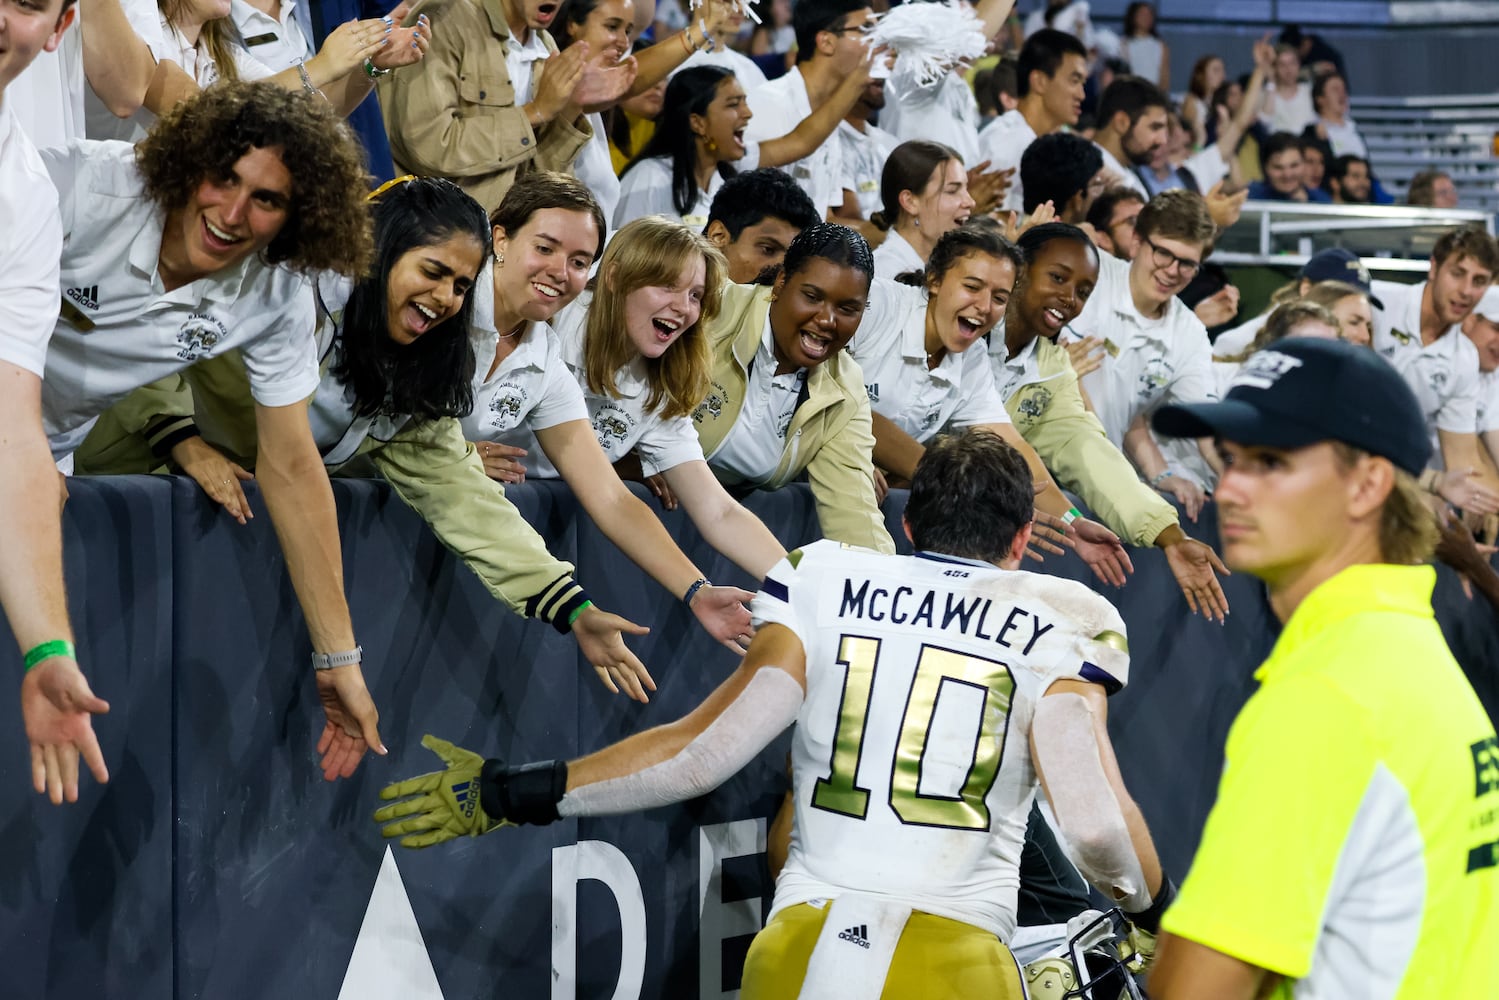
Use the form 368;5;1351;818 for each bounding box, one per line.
338;846;447;1000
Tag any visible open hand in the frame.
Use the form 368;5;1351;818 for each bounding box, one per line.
21;656;110;804
575;51;638;112
374;734;509;848
691;584;756;654
1163;537;1230;622
1070;517;1134;587
571;604;655;702
314;662;385;781
1065;336;1107;379
370;3;431;71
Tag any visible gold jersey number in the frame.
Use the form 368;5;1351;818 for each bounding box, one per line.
812;634;1015;831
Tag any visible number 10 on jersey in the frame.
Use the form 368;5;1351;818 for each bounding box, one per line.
812;634;1016;831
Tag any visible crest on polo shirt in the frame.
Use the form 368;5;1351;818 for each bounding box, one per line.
592;402;634;450
486;381;528;429
175;313;229;362
694;381;728;423
1014;386;1052;425
1134;357;1174;402
1231;350;1303;390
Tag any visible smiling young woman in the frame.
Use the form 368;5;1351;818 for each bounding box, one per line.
693;223;896;554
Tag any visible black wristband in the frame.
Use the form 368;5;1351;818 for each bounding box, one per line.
1126;875;1177;936
480;758;568;825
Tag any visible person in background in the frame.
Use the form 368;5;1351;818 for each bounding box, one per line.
832;72;900;243
1406;169;1460;210
1180;53;1223;149
1247;132;1330;203
974;55;1020;130
1086;186;1145;260
1019;131;1105;226
1462;290;1499;482
1298;134;1331;193
1326;153;1373;205
1150;338;1497;1000
1305;70;1365;158
871;141;979;282
1209;76;1266;181
1119;2;1167;90
1278;21;1345;78
989;223;1231;620
2;0;111;806
1090;74;1168;200
748;0;794;70
703;168;821;285
1258;42;1315;136
978;27;1089;214
1215;248;1382;358
694;224;895;554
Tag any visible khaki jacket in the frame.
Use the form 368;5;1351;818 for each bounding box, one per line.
375;0;591;213
694;284;894;554
77;352;589;632
1004;336;1178;547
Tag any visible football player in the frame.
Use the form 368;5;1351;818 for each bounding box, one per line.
375;429;1175;998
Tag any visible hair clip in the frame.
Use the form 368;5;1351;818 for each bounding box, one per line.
368;174;418;201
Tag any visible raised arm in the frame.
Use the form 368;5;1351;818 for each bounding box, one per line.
78;0;155;118
756;53;872;169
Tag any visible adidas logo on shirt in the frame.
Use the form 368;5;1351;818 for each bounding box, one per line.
837;924;871;949
66;285;100;310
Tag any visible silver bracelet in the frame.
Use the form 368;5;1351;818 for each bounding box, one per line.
311;646;363;670
295;60;323;99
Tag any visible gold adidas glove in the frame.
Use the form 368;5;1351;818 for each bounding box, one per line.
374;735;511;848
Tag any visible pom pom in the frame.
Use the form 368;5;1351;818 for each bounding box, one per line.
867;0;988;89
689;0;760;24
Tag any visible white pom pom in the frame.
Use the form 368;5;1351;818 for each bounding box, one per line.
688;0;760;25
867;0;989;89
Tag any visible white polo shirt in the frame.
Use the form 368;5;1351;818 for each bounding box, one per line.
504;28;551;108
1476;369;1499;436
40;140;320;458
745;67;844;213
88;8;274;143
849;279;1010;443
459;263;587;448
881;72;982;167
230;0;312;73
837;119;898;220
1094;142;1148;199
1259;81;1316;136
671;46;769;92
1066;253;1218;446
977;109;1036;214
614;149;760;230
9;26;84;149
1212;312;1268;360
575;112;622;228
872;228;924;282
1371;280;1481;442
1317;116;1368;159
518;292;707;479
707;318;806;484
0;101;63;379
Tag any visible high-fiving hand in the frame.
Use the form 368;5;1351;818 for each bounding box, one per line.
374;735;510;848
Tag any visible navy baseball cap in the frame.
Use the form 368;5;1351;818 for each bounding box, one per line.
1152;338;1432;475
1300;248;1383;309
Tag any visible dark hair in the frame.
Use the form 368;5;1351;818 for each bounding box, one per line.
1020;132;1103;214
1328;154;1370;184
489;170;607;259
895;221;1024;289
976;57;1019;116
1123;1;1157;38
554;0;605;46
1097;75;1169;131
1432;223;1499;274
1258;131;1302;171
792;0;867;63
706;168;820;240
906;430;1035;563
1017;28;1088;98
136;82;373;275
1310;70;1346;112
1187;54;1222;100
626;66;737;218
1086;186;1146;233
773;222;874;288
1016;221;1100;266
330;178;490;422
873;139;962;230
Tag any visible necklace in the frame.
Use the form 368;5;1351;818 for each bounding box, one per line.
499;323;523;340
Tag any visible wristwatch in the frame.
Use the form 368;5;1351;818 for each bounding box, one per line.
312;646;363;670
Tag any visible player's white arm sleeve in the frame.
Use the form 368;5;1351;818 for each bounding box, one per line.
1032;693;1152;912
557;667;804;817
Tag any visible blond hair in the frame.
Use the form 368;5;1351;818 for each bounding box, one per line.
1244;300;1341;356
1332;443;1439;565
160;0;243;84
584;217;727;420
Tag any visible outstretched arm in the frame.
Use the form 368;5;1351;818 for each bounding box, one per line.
664;459;786;581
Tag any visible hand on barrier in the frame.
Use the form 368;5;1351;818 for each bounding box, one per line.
315;663;386;781
1155;474;1206;522
172;435;254;525
474;440;528;485
571;605;656;702
1162;537;1230;623
691;585;756;655
1069;518;1134;588
375;735;511;848
21;657;110;804
643;473;679;511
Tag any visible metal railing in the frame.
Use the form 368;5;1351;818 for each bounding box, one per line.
1215;200;1493;271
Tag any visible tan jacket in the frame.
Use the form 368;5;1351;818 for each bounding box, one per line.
694;284;894;554
1004;336;1178;547
77;352;589;632
375;0;592;213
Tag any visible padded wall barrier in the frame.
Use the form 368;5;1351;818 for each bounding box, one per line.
1;476;1494;999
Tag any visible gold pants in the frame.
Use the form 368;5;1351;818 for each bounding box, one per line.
741;902;1026;999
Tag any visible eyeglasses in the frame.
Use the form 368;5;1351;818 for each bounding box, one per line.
1143;236;1201;279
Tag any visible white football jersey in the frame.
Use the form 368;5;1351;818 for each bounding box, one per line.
753;539;1129;941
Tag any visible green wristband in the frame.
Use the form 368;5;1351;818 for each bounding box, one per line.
568;600;594;627
23;639;75;672
1062;507;1082;525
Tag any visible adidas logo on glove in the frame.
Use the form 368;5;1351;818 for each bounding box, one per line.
837;924;871;949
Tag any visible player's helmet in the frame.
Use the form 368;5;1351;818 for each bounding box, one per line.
1020;908;1148;999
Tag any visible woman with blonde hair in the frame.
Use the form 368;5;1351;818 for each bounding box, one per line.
536;216;788;581
465;174;758;654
